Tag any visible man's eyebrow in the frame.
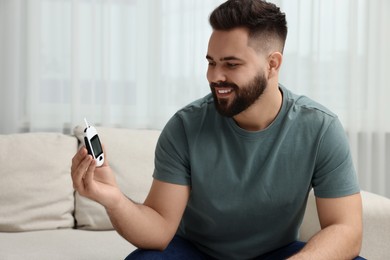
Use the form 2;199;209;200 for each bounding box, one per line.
206;55;214;60
221;56;243;61
206;55;243;62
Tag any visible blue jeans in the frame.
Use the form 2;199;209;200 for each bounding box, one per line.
125;235;366;260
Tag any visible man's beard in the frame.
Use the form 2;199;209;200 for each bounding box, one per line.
210;72;268;117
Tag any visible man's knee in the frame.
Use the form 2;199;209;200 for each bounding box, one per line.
125;249;164;260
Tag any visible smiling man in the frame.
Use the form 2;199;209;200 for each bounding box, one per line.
71;0;364;259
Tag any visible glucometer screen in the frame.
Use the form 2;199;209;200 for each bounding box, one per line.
91;135;103;156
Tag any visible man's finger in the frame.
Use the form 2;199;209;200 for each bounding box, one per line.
84;159;96;191
71;147;88;172
72;155;92;191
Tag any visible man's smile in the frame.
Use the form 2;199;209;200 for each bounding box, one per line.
215;87;234;97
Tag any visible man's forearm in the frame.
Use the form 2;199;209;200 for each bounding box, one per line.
288;224;362;260
105;193;174;251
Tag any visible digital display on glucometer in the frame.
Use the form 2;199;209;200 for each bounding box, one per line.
91;135;103;157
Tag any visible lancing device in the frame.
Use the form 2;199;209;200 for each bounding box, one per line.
83;118;104;167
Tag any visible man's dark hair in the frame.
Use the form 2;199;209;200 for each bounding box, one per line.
209;0;287;52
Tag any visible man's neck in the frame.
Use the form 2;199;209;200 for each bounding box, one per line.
233;84;283;131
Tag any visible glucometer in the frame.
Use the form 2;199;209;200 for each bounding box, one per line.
83;118;104;167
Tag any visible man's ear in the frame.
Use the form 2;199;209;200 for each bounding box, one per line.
267;52;283;79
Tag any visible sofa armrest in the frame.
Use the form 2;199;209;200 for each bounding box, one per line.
300;190;390;260
359;190;390;259
299;190;320;242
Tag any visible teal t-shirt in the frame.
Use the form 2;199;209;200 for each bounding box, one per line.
153;85;360;259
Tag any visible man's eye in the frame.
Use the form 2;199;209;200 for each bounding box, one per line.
227;63;239;68
208;62;216;66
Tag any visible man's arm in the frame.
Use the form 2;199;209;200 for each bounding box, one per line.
107;179;190;250
288;193;363;260
71;147;190;250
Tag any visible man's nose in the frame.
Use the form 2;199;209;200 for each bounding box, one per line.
207;67;227;83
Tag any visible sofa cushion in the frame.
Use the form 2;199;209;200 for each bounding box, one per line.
73;126;160;230
0;229;133;260
0;133;77;232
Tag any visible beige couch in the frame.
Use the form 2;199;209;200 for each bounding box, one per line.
0;126;389;260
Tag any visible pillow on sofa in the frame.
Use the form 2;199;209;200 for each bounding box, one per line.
0;132;77;232
73;126;160;230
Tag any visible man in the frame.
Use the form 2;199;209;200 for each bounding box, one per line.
71;0;364;259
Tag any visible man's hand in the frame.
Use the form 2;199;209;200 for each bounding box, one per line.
70;146;190;250
71;146;121;208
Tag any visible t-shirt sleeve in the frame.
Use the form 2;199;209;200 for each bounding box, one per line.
153;114;191;186
312;117;360;198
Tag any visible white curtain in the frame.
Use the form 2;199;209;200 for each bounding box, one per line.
0;0;389;197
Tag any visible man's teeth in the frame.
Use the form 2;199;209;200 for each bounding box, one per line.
218;89;232;94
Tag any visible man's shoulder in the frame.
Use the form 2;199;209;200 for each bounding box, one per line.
162;93;216;135
174;93;215;122
178;93;214;114
282;85;337;120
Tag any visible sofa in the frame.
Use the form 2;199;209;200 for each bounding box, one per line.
0;126;389;260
